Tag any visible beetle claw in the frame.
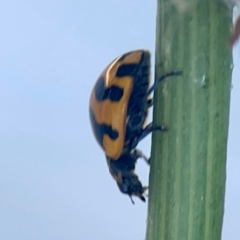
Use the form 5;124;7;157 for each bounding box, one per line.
154;125;168;131
146;98;153;107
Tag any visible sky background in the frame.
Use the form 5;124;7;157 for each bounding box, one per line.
0;1;239;240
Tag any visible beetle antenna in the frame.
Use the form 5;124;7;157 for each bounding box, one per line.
129;195;135;204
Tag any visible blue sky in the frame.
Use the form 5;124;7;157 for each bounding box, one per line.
0;1;239;240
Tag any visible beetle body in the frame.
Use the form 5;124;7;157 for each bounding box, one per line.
89;50;181;203
89;50;150;160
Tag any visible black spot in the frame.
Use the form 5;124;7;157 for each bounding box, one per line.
95;77;123;102
116;64;138;77
89;109;119;147
107;86;123;101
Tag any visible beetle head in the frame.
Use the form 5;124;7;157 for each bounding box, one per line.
114;172;148;204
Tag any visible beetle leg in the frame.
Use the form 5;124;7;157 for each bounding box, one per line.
141;186;149;200
147;98;153;108
134;149;149;164
146;71;182;96
143;186;149;197
137;122;167;143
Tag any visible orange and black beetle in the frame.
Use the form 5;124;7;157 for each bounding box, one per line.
89;50;181;203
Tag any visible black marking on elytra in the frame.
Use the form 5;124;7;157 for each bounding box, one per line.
95;77;123;101
89;109;119;147
116;64;138;77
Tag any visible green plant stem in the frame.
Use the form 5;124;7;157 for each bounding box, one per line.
146;1;232;240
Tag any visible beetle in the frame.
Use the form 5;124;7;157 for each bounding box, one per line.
89;49;181;203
